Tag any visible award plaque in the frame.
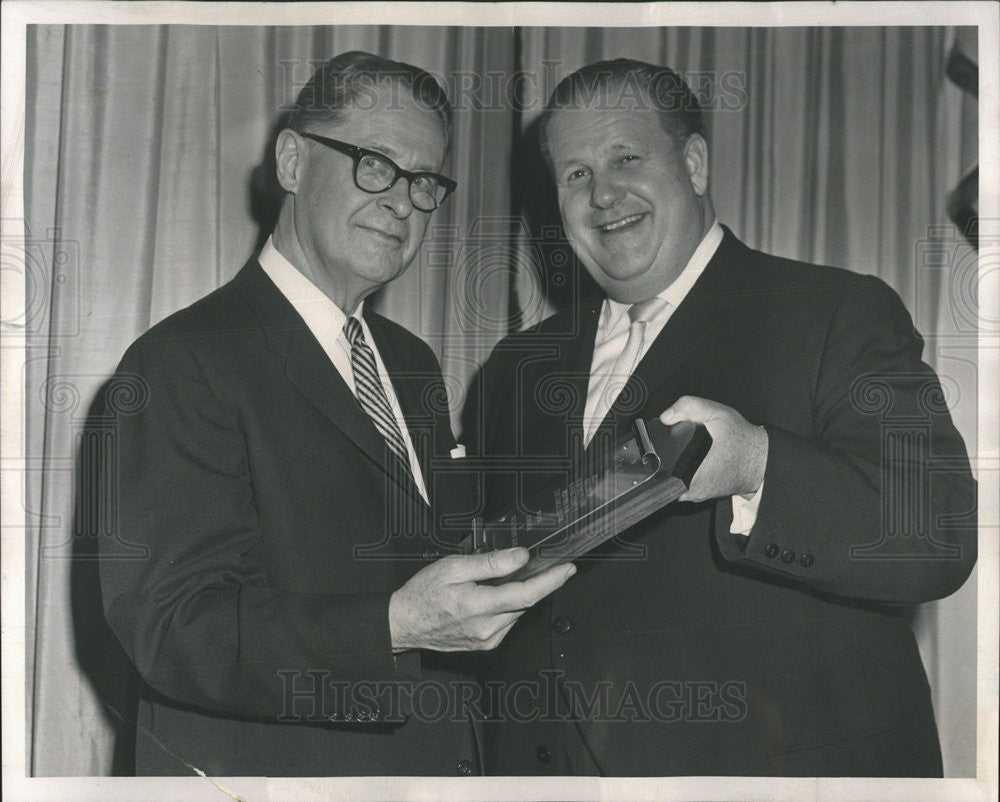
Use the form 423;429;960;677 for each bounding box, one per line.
466;419;712;583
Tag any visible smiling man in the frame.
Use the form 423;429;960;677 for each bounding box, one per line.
98;51;574;777
465;59;976;777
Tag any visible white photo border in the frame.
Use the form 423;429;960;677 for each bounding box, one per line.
2;3;997;800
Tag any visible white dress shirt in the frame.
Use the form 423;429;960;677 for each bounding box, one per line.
258;238;429;503
582;221;762;535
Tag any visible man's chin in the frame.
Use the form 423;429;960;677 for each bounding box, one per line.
587;265;658;301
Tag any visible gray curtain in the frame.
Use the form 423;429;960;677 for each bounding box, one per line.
23;25;978;776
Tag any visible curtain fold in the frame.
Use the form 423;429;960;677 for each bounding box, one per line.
24;24;977;776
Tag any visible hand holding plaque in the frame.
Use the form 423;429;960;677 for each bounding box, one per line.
660;396;767;502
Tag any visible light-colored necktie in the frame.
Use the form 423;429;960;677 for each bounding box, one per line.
585;297;670;445
343;316;412;474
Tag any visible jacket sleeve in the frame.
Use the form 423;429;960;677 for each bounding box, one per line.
99;329;400;723
714;277;977;605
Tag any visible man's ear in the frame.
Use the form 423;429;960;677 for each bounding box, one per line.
683;133;710;196
275;129;303;194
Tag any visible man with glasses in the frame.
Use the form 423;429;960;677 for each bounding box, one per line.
99;51;574;777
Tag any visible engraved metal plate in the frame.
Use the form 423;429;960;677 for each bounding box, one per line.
468;419;711;582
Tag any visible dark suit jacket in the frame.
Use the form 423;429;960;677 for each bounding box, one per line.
464;229;976;776
99;259;480;776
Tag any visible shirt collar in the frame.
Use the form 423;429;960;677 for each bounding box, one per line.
258;236;362;330
603;219;724;329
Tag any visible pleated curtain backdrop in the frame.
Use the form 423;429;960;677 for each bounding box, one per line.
23;25;978;776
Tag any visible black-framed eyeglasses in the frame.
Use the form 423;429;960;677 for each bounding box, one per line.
301;133;456;212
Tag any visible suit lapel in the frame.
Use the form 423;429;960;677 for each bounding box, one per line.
283;326;394;473
565;301;604;453
526;299;603;463
235;261;420;501
600;230;742;436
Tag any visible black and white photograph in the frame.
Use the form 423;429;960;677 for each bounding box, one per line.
2;2;997;800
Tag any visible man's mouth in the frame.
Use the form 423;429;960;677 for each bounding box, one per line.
359;225;404;243
596;213;646;233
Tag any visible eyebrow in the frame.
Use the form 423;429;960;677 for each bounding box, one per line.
610;141;640;150
366;140;399;158
553;140;643;171
364;140;441;174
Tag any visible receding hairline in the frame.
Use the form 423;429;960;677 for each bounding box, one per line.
538;66;704;167
285;52;453;150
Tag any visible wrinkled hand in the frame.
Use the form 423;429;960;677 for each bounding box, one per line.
660;396;768;503
388;548;576;653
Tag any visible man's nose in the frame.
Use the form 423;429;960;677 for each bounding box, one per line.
589;171;624;210
377;177;414;218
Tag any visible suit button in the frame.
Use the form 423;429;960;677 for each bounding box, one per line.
536;744;551;764
781;549;796;564
800;553;815;567
422;547;440;560
765;544;780;559
456;759;474;776
552;615;571;635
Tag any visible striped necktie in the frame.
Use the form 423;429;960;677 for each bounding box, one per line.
343;316;412;474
